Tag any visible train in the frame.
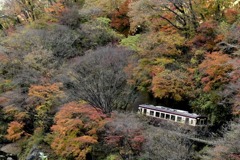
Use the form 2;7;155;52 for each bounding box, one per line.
138;104;207;126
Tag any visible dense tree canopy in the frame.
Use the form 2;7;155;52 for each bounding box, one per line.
0;0;239;159
69;46;135;114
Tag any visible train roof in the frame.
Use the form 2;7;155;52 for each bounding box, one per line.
139;104;206;119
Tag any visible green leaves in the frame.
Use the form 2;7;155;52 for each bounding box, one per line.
120;34;141;51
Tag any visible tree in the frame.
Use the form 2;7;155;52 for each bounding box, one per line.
198;52;233;92
2;0;47;22
98;112;145;159
5;121;25;142
190;20;221;51
49;102;108;159
59;7;85;29
83;0;126;15
110;0;131;36
140;125;194;160
129;0;239;37
69;46;135;114
129;0;200;37
190;52;234;124
152;69;194;101
72;17;122;55
28;83;64;130
200;119;240;160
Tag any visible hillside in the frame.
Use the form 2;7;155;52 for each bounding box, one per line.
0;0;239;159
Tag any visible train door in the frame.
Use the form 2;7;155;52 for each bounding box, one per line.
185;118;189;124
143;109;147;115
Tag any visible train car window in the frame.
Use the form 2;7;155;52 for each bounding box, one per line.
161;113;165;118
150;111;154;116
190;120;193;124
155;112;160;117
177;116;182;122
166;114;170;119
171;115;175;121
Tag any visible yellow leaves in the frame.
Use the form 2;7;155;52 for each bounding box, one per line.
139;32;184;57
5;121;25;142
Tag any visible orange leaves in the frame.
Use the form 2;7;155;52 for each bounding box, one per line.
51;118;83;136
5;121;25;142
199;52;233;92
53;102;106;122
45;2;65;15
110;0;131;35
76;136;97;144
50;102;108;159
152;70;193;101
28;83;64;129
28;83;64;101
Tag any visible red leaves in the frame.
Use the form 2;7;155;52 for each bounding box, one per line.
102;113;145;156
190;21;219;50
130;135;145;151
110;0;131;35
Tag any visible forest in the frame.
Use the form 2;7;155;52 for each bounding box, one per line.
0;0;239;159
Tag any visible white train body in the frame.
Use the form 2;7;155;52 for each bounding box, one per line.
138;104;207;126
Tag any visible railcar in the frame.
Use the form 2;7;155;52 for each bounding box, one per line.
138;104;207;126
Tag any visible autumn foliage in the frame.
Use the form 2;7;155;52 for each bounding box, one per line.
28;83;64;129
199;52;233;92
44;2;65;16
152;70;193;101
110;0;131;35
50;102;108;159
28;83;64;101
5;121;25;142
0;0;239;159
